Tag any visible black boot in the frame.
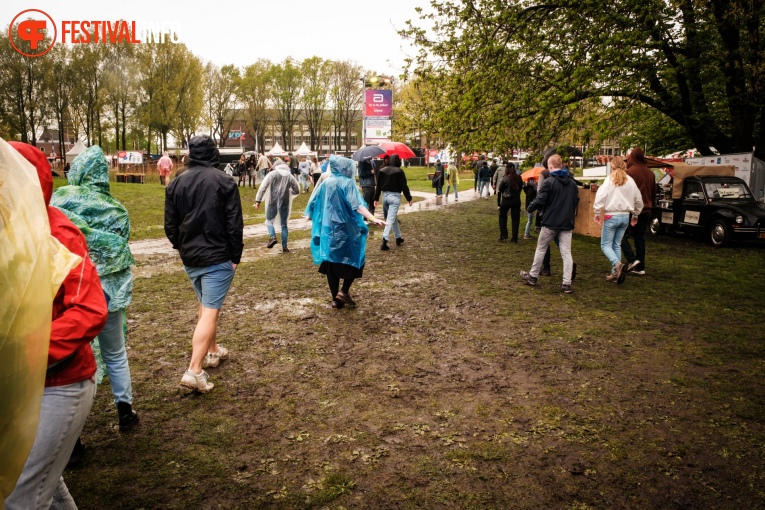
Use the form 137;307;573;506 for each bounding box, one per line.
118;402;140;432
381;239;390;251
395;237;405;246
67;437;85;467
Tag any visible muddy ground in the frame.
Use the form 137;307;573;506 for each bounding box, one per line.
66;199;765;509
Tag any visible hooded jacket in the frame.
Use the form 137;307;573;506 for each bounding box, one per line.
165;135;244;267
527;169;579;230
626;147;656;213
10;142;105;388
374;154;412;202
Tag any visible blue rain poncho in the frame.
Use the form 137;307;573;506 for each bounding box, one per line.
51;146;134;311
305;155;368;269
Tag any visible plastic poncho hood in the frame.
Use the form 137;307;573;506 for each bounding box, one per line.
51;146;134;310
305;155;368;269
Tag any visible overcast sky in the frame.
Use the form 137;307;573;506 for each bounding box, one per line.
2;0;427;76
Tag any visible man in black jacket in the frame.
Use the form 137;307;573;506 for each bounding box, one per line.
165;135;244;393
520;155;578;294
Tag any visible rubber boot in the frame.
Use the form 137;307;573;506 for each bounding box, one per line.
118;402;140;432
380;239;390;251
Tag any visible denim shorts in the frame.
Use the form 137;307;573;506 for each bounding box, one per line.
184;261;235;309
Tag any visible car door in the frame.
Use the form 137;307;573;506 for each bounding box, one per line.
678;180;705;233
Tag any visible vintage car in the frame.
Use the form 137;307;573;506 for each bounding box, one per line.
650;172;765;247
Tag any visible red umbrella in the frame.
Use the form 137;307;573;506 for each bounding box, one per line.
521;165;545;183
378;141;416;160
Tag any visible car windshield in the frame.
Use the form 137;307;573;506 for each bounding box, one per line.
705;182;753;200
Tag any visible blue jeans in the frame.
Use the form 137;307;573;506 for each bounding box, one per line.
601;214;630;272
382;191;402;241
299;174;310;192
478;180;491;197
435;184;443;195
266;202;289;248
99;308;134;405
5;379;96;510
524;211;534;236
445;184;458;199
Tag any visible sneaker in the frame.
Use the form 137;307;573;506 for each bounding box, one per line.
523;234;533;240
615;262;626;285
539;268;551;277
267;237;277;249
335;291;356;307
282;247;290;253
520;270;537;286
204;346;229;368
498;236;507;242
571;262;577;282
626;260;641;272
180;369;214;393
631;270;646;276
561;284;573;294
605;273;618;283
331;299;345;309
395;237;405;246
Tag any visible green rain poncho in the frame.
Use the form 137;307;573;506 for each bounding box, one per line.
51;146;134;311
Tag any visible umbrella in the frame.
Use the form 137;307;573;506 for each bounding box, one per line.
521;165;545;183
378;141;416;160
352;145;386;162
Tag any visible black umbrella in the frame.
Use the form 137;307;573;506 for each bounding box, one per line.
542;146;584;168
352;145;386;162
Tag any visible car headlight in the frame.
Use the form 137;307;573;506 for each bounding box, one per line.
735;215;744;224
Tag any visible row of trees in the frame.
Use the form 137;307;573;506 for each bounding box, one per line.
400;0;765;160
0;26;367;154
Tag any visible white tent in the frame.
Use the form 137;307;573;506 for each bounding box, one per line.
65;140;87;164
293;142;316;156
266;142;288;157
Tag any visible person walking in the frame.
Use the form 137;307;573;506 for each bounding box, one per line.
298;156;312;193
593;156;643;284
255;160;300;252
257;152;272;179
305;155;387;309
478;158;493;198
374;154;412;250
247;154;258;188
520;155;579;294
165;135;244;393
358;157;377;216
620;147;656;275
523;177;537;239
51;145;140;431
445;161;459;201
497;163;524;242
5;143;108;510
236;154;248;187
157;151;173;186
432;159;445;197
310;155;321;186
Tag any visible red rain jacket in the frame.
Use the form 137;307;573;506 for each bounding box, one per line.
10;142;106;387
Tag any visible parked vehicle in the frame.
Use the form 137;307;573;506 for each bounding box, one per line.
650;164;765;247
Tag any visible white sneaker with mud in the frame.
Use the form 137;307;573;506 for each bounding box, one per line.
204;346;228;368
180;370;214;393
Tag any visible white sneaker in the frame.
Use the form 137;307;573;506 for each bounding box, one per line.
204;346;229;368
626;260;641;272
180;370;214;393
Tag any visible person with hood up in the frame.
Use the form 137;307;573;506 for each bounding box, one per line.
298;157;312;193
477;158;493;198
620;147;656;275
520;155;579;294
165;135;244;393
51;145;140;431
5;142;108;510
305;155;386;308
255;159;300;252
444;159;460;201
374;154;413;250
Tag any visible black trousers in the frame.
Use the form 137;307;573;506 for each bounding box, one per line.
362;186;375;215
621;212;650;271
499;197;521;241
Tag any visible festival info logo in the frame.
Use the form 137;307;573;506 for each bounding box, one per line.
10;9;57;57
365;90;393;117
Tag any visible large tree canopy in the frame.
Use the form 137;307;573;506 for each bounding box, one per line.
403;0;765;158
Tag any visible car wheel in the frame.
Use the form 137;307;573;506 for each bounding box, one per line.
649;217;662;236
709;219;730;247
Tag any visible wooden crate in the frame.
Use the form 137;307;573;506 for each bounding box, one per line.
574;187;601;238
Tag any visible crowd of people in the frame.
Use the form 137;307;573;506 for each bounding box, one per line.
4;135;656;507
